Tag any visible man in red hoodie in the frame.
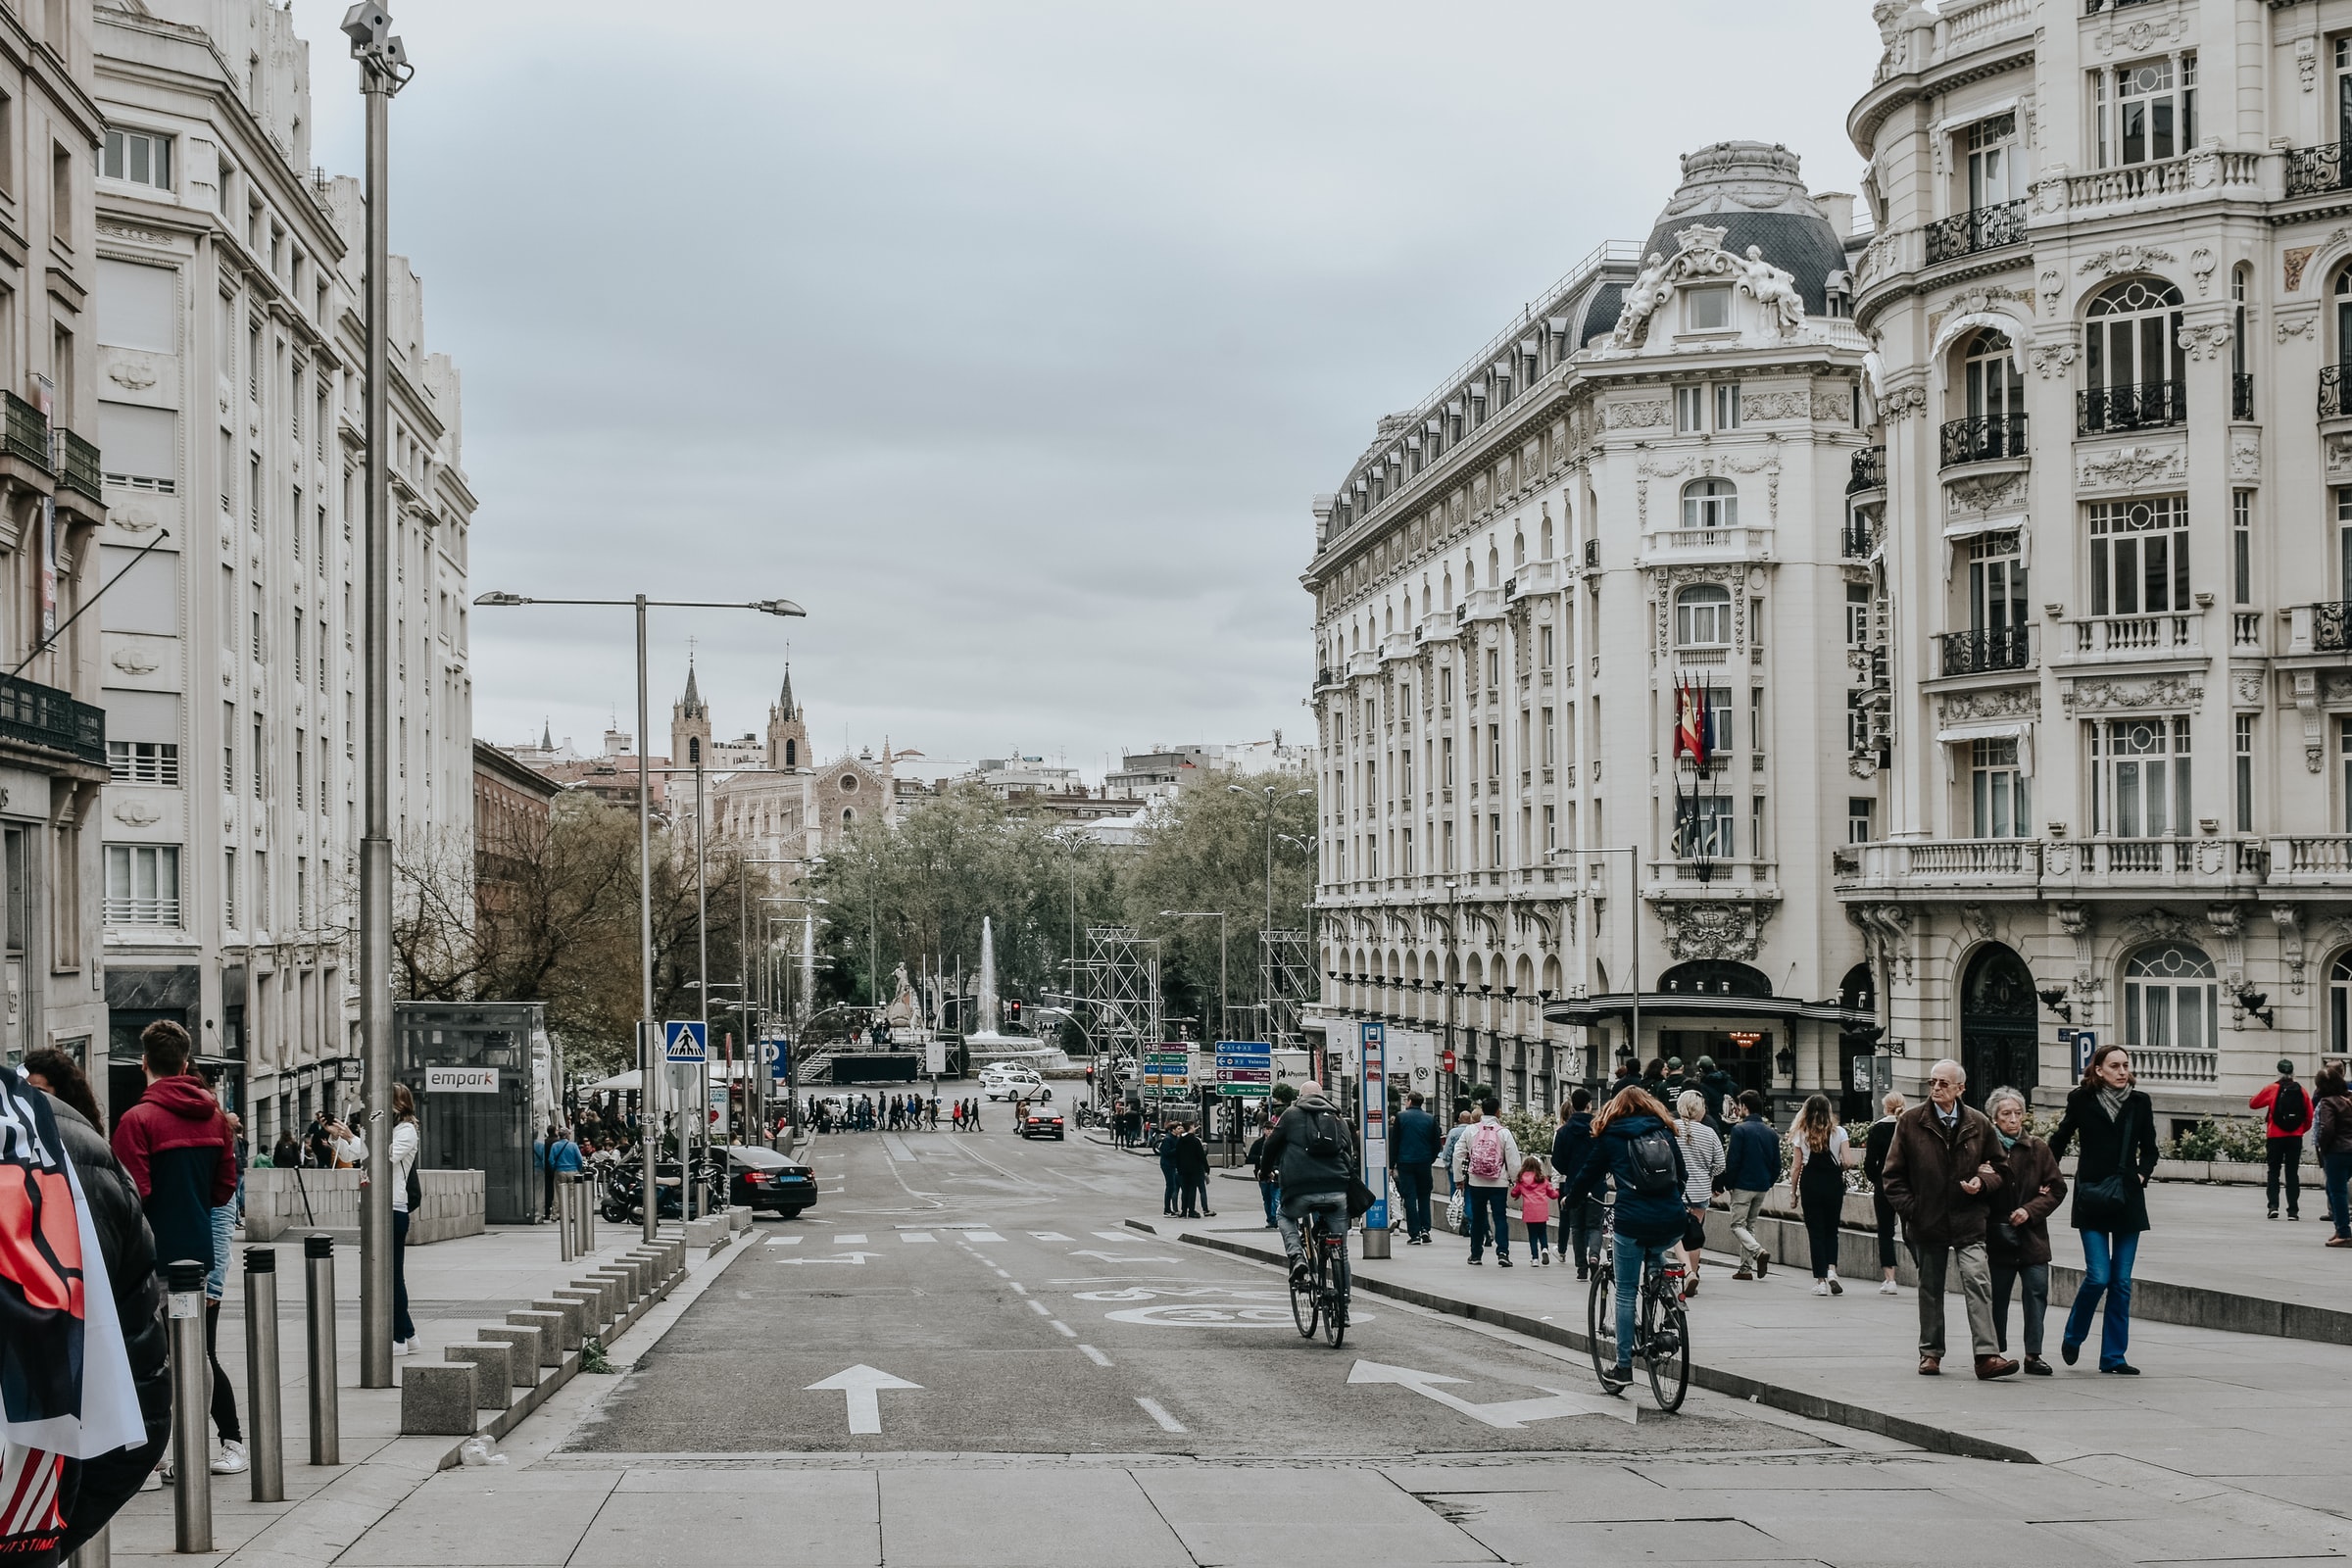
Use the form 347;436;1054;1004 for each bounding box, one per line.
109;1020;236;1277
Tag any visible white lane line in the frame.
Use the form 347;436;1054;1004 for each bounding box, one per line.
1136;1397;1186;1434
1079;1344;1113;1367
1092;1231;1136;1243
764;1236;802;1247
900;1232;935;1244
964;1231;1004;1243
835;1233;869;1245
1027;1298;1051;1316
1007;1283;1028;1295
993;1268;1011;1280
1049;1320;1077;1339
1029;1231;1071;1241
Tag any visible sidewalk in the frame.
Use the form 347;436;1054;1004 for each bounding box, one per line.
102;1218;755;1568
1138;1209;2352;1530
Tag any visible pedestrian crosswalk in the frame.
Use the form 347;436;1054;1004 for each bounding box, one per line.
901;1232;936;1244
835;1234;868;1245
1029;1232;1071;1241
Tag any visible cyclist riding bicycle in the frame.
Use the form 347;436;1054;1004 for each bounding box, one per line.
1261;1084;1357;1286
1562;1085;1691;1390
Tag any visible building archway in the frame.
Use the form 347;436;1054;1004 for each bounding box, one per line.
1960;944;2037;1107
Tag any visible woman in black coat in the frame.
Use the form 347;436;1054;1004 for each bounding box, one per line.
1169;1123;1214;1217
2046;1043;2162;1374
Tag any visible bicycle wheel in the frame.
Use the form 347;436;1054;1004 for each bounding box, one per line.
1291;1240;1320;1338
1586;1261;1619;1388
1642;1273;1691;1413
1322;1238;1350;1348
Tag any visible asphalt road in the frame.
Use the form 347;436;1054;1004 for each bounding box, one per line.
569;1123;1813;1459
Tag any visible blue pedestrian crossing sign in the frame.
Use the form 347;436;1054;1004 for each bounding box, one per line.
662;1020;708;1064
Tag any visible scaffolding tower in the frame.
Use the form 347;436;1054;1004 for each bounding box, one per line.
1080;926;1161;1059
1260;928;1316;1050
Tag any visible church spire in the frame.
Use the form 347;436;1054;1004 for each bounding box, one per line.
778;663;797;721
680;657;707;718
540;716;553;752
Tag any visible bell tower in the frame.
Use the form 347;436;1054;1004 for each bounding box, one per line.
766;664;808;771
669;659;711;768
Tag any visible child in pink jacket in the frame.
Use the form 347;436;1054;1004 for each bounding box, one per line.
1511;1157;1557;1266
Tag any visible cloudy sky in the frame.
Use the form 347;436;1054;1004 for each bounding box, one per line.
289;0;1880;777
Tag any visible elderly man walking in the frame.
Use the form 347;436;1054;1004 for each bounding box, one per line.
1879;1058;2018;1381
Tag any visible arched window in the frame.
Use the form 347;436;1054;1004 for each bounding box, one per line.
2084;277;2185;431
1682;478;1737;533
1513;533;1526;566
784;738;797;767
1675;583;1733;646
2332;951;2352;1057
2122;942;2218;1074
1540;514;1554;558
1952;328;2026;463
841;808;855;825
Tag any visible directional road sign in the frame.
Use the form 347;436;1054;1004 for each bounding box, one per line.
1214;1040;1272;1098
663;1020;709;1064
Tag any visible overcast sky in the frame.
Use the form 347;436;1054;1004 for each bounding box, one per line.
287;0;1880;778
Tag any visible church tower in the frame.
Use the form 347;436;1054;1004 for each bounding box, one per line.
766;664;808;771
670;659;712;768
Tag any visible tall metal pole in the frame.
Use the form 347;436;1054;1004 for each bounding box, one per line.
636;596;657;1242
356;41;397;1393
693;760;709;1219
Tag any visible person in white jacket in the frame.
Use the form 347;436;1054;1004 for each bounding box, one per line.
386;1084;421;1354
1449;1097;1524;1266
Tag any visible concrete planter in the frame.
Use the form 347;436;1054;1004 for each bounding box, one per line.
242;1165;486;1244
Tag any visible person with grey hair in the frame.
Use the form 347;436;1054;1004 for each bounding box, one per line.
1674;1089;1726;1294
1879;1058;2016;1378
1984;1087;2065;1375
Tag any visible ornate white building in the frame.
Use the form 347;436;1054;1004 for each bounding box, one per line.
1307;143;1883;1116
1836;0;2352;1128
91;0;476;1138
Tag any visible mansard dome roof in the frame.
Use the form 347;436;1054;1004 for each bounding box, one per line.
1637;140;1847;317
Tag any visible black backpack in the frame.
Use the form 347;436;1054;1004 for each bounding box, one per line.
1303;1110;1345;1160
2274;1080;2311;1135
1626;1126;1681;1197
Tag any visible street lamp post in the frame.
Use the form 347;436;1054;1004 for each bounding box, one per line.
341;1;414;1391
1160;910;1227;1043
1228;785;1312;1046
1568;846;1643;1084
473;590;805;1244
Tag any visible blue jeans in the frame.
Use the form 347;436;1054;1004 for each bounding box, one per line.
1258;1181;1281;1226
1396;1164;1434;1238
1465;1187;1510;1259
1611;1233;1674;1371
1278;1192;1348;1263
2064;1229;2138;1369
2326;1151;2352;1240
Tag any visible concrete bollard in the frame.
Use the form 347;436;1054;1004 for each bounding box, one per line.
530;1298;587;1350
476;1326;543;1388
441;1344;514;1409
399;1363;480;1436
506;1311;566;1367
552;1287;608;1333
242;1247;284;1503
166;1259;212;1553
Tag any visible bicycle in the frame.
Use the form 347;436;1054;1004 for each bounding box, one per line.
1287;1203;1351;1348
1585;1204;1690;1411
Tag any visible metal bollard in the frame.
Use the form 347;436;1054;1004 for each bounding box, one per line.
577;1174;595;1255
165;1258;212;1553
242;1248;284;1502
303;1235;340;1466
558;1177;576;1262
66;1523;108;1568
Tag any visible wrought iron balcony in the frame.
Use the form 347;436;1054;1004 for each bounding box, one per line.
2076;380;2183;436
1839;520;1873;559
2323;366;2352;419
58;429;99;502
2286;142;2352;199
1923;199;2027;265
1847;446;1885;494
1939;412;2028;467
2317;600;2352;654
1938;626;2032;676
2232;373;2254;421
2;391;49;471
0;672;104;766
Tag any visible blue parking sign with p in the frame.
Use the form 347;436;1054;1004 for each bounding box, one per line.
663;1020;708;1064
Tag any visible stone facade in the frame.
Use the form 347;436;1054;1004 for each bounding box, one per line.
1306;143;1881;1116
91;0;475;1136
1840;0;2352;1126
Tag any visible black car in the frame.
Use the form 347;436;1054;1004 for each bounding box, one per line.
725;1145;817;1215
1017;1103;1066;1141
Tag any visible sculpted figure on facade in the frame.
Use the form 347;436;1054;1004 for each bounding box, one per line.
1740;246;1806;337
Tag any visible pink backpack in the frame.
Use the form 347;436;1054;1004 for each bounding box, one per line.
1468;1122;1505;1183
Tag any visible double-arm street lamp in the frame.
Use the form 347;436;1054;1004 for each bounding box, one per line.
474;591;804;1246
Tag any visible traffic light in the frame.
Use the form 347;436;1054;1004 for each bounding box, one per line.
1007;999;1023;1025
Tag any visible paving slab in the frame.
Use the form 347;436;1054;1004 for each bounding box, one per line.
337;1468;620;1566
572;1471;879;1567
1133;1466;1493;1567
876;1468;1190;1568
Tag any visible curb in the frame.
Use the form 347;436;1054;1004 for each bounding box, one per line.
1134;1219;2039;1466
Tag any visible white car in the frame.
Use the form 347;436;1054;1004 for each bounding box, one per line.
979;1065;1048;1102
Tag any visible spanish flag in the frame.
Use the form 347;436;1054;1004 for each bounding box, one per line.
1674;678;1710;771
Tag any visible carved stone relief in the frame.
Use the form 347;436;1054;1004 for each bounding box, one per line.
2076;442;2186;491
2061;677;2204;713
1938;687;2041;723
2077;244;2175;279
1653;898;1777;963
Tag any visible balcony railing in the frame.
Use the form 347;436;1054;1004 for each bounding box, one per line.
2077;380;2183;435
58;429;99;503
1847;446;1885;494
2232;373;2254;421
2285;141;2352;199
1835;840;2041;886
2134;1048;2218;1084
2278;837;2352;878
2;391;48;471
1840;520;1873;559
1939;412;2028;467
2316;600;2352;653
0;672;104;765
2070;614;2198;657
2086;837;2194;876
2322;366;2352;419
1938;625;2032;676
1923;198;2027;265
2059;153;2262;217
103;896;181;927
2082;0;2162;11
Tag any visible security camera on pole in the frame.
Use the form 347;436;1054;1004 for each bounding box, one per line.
340;0;413;1393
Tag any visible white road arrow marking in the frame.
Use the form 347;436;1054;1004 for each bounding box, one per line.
771;1251;881;1267
1067;1250;1178;1264
805;1364;922;1436
1347;1360;1635;1427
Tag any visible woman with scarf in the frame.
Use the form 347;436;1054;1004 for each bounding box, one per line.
1984;1086;2066;1375
2047;1043;2161;1374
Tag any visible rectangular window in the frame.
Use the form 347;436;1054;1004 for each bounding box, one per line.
2087;496;2189;616
2091;715;2191;837
1443;818;1455;871
1540;624;1553;669
103;845;180;926
248;454;261;527
1971;738;2031;839
50;144;71;246
253;715;264;800
1401;824;1414;874
1969;531;2029;632
1750;687;1764;757
1488;724;1501;778
1846;582;1871;648
1490;813;1502;866
1485;649;1499;687
2236;712;2255;834
1847;689;1869;754
292;608;303;684
1848;797;1875;844
1675;385;1703;432
1544;804;1555;850
1965;112;2016;209
1714;382;1740;430
1542;707;1555;766
294;729;306;809
2233;490;2253;607
2097;55;2196;168
2343;719;2352;833
1675;794;1736;858
256;850;269;929
222;848;237;928
1703;685;1735;754
108;740;178;785
100;127;172;190
1687;285;1731;331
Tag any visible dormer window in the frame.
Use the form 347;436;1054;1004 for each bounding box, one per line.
1687;285;1733;331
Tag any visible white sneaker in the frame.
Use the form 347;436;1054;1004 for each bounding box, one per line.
1879;1278;1899;1296
138;1467;163;1493
393;1338;417;1356
1828;1272;1844;1296
211;1441;248;1476
1813;1279;1831;1296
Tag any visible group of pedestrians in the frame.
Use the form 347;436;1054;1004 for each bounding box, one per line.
808;1094;959;1133
1158;1118;1216;1217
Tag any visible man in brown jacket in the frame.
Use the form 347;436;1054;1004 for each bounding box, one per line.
1878;1057;2018;1380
